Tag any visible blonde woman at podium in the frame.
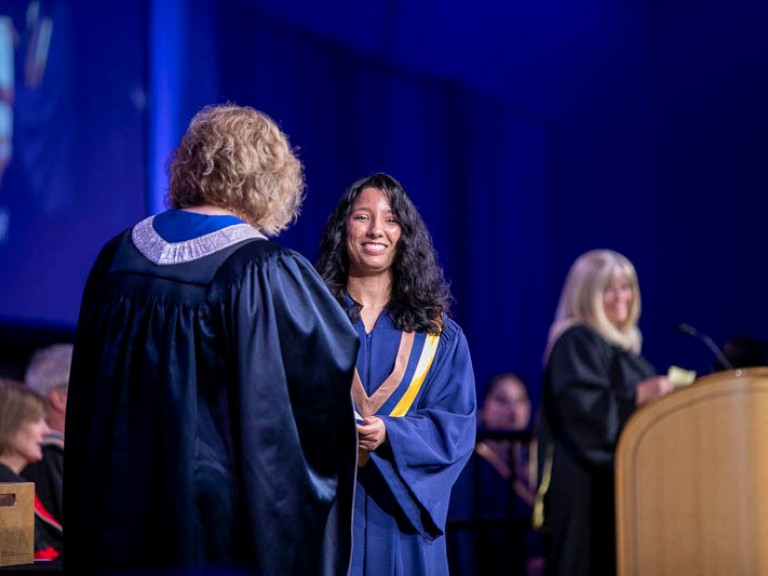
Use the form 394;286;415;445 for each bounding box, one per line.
535;249;673;576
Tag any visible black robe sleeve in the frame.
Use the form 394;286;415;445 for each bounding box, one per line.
220;245;360;574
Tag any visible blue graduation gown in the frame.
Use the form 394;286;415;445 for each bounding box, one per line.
350;311;476;576
65;211;359;574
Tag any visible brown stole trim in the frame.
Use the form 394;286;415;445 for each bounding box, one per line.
351;331;415;417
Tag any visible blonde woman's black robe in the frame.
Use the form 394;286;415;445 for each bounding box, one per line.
539;324;655;576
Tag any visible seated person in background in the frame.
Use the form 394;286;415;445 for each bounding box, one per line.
0;378;63;561
721;337;767;369
448;372;544;576
21;343;72;528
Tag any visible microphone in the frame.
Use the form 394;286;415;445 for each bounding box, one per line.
676;323;734;371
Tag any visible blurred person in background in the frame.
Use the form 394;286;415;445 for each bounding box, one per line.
448;372;544;576
0;377;62;561
21;342;71;528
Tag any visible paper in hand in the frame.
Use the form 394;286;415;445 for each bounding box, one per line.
668;365;696;388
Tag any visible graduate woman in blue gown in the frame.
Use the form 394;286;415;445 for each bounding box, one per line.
317;172;477;576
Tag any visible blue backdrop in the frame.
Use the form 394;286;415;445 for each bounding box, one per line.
1;0;766;410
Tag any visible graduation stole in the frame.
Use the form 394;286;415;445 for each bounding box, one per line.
352;331;440;465
351;331;440;418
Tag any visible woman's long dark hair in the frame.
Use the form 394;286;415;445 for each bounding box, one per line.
316;173;452;334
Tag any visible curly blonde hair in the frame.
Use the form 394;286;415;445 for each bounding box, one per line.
168;104;305;236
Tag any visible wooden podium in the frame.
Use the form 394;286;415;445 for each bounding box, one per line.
615;367;768;576
0;482;34;568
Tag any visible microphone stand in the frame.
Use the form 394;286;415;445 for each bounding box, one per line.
676;323;734;371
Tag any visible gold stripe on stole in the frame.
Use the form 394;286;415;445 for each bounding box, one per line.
389;333;440;417
532;442;554;531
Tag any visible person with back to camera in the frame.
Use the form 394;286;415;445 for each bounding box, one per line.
448;372;545;576
21;343;72;531
534;249;674;576
64;103;360;574
0;377;62;561
316;172;477;576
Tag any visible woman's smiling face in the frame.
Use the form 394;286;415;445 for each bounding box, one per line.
346;187;402;277
603;275;634;328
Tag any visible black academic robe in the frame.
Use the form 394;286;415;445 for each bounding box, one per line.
21;432;65;526
539;324;655;576
64;222;359;574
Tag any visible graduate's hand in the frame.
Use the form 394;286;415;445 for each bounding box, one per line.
357;416;387;452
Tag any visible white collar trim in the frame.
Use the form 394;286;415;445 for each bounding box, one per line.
131;215;266;265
